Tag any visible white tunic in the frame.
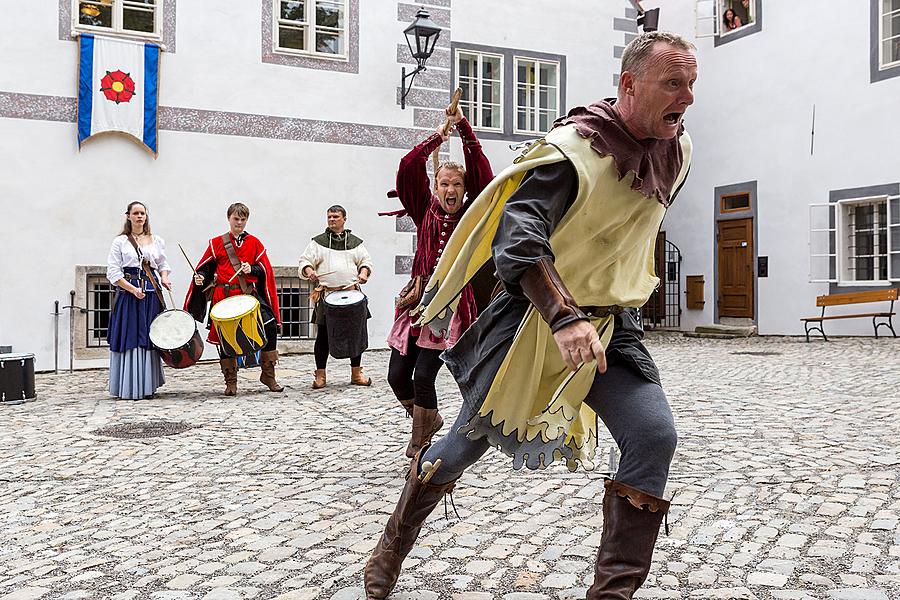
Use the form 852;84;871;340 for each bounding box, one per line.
298;239;373;288
106;234;172;284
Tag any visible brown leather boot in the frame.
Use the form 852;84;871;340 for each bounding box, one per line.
398;398;414;417
219;358;238;396
586;479;670;599
259;350;284;392
312;369;326;389
364;450;456;599
405;405;444;459
351;366;372;386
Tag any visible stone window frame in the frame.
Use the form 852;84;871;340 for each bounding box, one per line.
810;183;900;291
61;0;177;51
451;41;567;143
872;0;900;83
713;0;763;47
262;0;360;74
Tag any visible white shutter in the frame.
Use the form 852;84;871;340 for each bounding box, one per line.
695;0;719;38
809;202;837;283
888;195;900;281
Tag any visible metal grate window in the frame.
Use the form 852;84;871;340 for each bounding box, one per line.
642;239;682;330
844;200;888;282
86;275;116;347
276;275;316;340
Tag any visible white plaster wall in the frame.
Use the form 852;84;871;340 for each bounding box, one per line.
655;1;900;335
0;116;408;371
0;1;426;128
452;0;630;108
1;1;640;371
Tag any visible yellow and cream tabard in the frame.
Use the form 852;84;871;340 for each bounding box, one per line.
415;123;692;470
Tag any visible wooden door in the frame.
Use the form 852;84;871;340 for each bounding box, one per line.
717;218;754;318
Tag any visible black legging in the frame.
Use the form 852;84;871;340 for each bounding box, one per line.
216;319;277;358
387;334;444;409
314;323;361;369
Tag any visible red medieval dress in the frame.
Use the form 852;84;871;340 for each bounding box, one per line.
384;117;494;354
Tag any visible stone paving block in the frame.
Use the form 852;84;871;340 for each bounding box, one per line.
0;338;898;598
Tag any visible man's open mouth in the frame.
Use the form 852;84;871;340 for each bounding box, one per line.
663;112;682;125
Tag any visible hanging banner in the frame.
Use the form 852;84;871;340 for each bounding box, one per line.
77;34;160;156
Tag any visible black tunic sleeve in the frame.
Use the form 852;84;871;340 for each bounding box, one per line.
491;159;579;296
186;261;216;322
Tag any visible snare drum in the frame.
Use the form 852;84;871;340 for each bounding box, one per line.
0;353;36;405
323;289;369;359
149;309;204;369
210;295;267;358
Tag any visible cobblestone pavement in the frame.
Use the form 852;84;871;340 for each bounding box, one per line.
2;334;899;600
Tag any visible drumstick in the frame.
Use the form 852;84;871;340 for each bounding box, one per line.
431;88;463;174
227;269;241;284
165;287;176;309
177;243;199;278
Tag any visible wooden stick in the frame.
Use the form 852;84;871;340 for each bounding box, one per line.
177;243;199;278
431;88;463;175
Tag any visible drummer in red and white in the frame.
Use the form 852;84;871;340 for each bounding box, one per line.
184;202;283;396
298;205;374;389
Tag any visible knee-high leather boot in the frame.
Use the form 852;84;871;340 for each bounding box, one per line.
586;479;670;599
405;405;443;458
219;358;238;396
364;449;456;599
259;350;284;392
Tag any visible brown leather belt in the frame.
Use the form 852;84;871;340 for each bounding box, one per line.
581;305;627;317
215;284;243;292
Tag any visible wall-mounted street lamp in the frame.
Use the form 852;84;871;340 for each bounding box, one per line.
400;8;441;110
628;1;661;32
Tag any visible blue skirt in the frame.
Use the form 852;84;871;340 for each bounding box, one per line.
107;280;163;353
109;348;165;400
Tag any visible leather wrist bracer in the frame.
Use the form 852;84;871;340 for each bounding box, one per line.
519;258;588;333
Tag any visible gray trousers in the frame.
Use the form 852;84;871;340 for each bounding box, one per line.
422;356;677;497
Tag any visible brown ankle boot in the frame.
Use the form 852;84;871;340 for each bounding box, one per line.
364;449;456;599
219;358;238;396
259;350;284;392
398;398;414;417
586;479;670;599
351;366;372;386
405;405;444;459
312;369;326;389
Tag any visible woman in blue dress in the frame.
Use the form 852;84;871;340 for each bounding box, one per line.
106;201;172;399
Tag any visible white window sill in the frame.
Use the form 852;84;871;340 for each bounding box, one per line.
273;48;349;62
73;26;162;44
836;280;892;287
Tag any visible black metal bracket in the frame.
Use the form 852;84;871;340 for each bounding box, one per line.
401;65;426;110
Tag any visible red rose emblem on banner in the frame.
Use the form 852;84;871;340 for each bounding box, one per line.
100;70;136;104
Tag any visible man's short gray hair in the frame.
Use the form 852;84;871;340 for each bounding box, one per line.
620;31;696;77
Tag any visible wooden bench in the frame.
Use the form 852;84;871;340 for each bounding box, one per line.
801;288;897;342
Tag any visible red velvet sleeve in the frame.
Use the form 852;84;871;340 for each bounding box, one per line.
395;132;444;227
456;117;494;201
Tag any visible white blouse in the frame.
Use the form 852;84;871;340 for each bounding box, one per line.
106;234;172;284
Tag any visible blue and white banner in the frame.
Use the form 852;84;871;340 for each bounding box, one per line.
78;34;160;156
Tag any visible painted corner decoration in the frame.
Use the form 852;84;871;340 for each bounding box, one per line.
77;34;160;157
